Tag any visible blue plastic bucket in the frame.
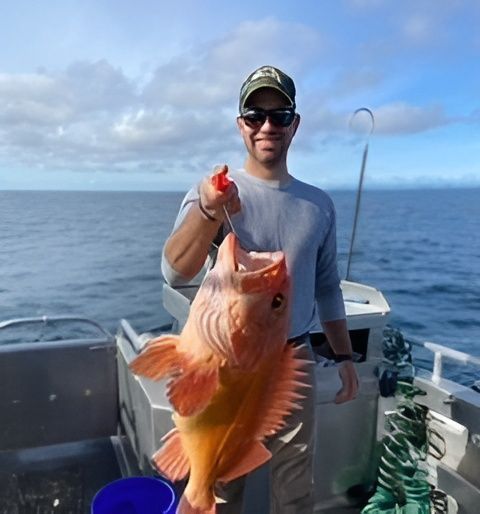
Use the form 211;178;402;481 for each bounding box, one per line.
91;477;177;514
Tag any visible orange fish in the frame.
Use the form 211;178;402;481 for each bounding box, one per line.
130;233;310;513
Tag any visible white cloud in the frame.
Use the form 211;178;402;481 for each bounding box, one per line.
0;16;472;179
0;73;72;125
143;18;323;110
373;102;449;135
0;19;325;175
294;100;452;146
62;60;135;113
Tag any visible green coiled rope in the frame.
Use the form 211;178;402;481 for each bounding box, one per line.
361;328;432;514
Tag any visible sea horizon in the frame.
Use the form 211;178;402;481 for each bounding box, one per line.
2;184;480;194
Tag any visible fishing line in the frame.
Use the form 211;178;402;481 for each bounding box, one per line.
223;205;240;241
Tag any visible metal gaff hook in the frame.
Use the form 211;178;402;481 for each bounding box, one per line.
349;107;375;138
345;108;375;281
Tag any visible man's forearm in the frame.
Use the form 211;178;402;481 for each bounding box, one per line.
321;318;353;357
164;202;223;281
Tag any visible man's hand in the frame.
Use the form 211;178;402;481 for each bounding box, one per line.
198;165;241;221
335;361;359;404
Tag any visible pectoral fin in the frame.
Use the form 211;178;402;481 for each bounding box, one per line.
129;335;182;380
130;334;219;416
218;441;271;483
168;363;219;417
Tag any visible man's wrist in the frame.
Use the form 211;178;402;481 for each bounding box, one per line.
333;353;353;363
197;198;221;222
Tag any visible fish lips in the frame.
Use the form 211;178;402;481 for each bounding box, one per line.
220;233;289;294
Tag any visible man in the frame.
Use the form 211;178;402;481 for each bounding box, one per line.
162;65;359;513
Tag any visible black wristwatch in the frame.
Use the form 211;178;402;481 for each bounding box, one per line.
333;354;353;363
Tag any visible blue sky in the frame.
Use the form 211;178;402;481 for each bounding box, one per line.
0;0;479;191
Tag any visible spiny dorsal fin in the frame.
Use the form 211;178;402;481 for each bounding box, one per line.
255;344;312;439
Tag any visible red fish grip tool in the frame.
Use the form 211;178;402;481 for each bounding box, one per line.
211;167;239;240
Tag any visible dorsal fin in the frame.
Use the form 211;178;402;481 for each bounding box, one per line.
255;343;312;439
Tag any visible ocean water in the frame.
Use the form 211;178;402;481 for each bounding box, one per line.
1;188;479;385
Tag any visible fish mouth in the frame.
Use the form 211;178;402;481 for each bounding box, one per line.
224;233;285;276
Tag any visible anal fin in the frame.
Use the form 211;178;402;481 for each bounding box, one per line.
152;428;190;481
218;441;271;483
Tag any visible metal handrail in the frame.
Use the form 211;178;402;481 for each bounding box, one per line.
119;318;145;354
410;338;480;384
0;315;112;339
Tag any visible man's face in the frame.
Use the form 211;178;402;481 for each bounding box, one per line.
237;88;300;168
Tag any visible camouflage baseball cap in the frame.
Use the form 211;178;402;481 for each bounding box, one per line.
239;65;296;112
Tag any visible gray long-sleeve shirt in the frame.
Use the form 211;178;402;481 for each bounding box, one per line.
162;169;346;339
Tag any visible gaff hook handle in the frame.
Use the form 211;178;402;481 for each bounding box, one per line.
210;166;240;241
211;166;232;192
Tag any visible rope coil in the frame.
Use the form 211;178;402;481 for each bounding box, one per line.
361;328;450;514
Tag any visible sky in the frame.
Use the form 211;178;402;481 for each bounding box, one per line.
0;0;479;191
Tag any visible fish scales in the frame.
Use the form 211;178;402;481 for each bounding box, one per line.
130;233;310;513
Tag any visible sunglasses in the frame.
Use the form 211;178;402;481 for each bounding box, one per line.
240;107;296;128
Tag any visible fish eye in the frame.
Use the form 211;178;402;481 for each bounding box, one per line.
271;293;284;310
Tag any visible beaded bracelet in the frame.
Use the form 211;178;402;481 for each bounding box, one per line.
198;198;219;222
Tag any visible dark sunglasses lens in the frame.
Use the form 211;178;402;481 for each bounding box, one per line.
242;109;295;127
269;110;295;126
243;111;267;126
